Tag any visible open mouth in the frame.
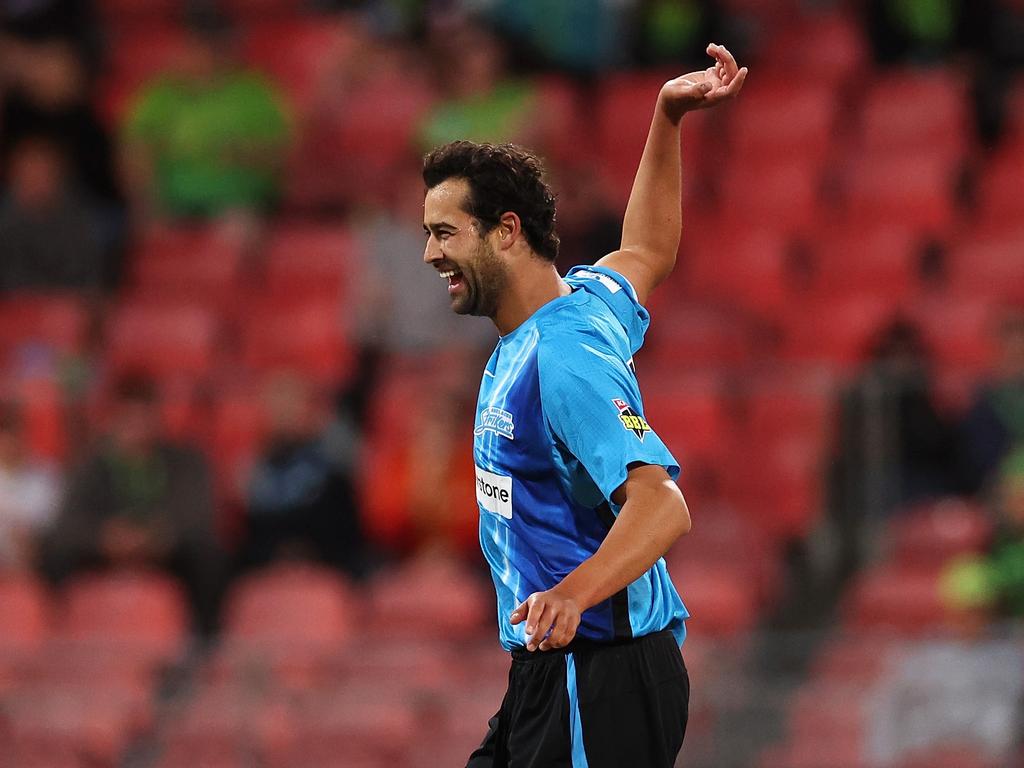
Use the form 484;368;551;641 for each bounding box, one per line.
439;268;464;294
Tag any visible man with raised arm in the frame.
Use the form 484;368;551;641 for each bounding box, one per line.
421;43;747;768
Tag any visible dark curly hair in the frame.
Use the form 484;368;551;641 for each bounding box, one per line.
422;141;560;262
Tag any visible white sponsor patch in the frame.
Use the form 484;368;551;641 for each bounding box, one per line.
574;268;622;294
475;466;512;519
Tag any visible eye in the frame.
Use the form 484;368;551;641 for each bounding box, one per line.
439;231;451;241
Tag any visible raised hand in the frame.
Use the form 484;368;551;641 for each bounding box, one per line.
659;42;748;123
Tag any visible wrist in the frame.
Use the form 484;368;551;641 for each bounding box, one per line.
657;91;688;126
556;563;598;612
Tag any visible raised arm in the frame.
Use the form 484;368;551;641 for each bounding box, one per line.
597;43;747;305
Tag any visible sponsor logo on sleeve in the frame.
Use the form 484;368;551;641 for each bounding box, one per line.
613;398;652;441
475;466;513;519
474;406;515;440
573;269;622;294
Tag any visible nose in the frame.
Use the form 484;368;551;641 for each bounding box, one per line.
423;234;442;265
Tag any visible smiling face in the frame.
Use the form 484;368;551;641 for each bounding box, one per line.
423;178;509;318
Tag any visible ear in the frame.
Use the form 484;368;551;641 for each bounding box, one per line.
494;212;522;252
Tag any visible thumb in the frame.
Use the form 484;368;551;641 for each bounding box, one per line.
510;601;528;624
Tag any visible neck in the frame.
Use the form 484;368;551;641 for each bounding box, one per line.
493;261;570;336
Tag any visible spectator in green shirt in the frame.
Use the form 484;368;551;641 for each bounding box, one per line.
120;14;290;220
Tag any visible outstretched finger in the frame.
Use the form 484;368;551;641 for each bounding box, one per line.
708;42;739;79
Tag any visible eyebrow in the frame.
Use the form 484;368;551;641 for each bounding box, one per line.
423;222;458;233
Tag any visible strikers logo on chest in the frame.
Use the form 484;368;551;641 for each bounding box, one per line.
613;398;651;441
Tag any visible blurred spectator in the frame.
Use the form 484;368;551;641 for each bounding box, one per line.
0;136;106;293
0;38;123;275
237;371;371;578
481;0;633;74
943;449;1024;619
827;317;959;580
0;400;60;571
866;0;966;65
962;309;1024;493
43;373;225;636
0;0;99;66
631;0;723;67
417;19;540;150
961;0;1024;146
551;163;620;274
120;12;291;220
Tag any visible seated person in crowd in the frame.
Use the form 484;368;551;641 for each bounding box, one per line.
963;309;1024;493
0;136;106;293
237;371;370;578
43;374;225;636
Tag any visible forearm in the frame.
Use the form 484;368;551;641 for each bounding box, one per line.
619;102;684;281
558;484;689;612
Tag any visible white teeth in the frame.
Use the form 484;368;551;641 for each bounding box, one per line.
439;269;459;279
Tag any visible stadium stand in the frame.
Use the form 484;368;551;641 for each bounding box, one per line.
2;2;1023;766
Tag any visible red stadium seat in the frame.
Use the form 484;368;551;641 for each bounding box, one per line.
642;375;731;463
669;561;758;638
242;19;359;113
974;144;1024;228
758;11;868;87
642;303;754;368
843;563;949;635
808;635;896;685
815;222;921;303
367;559;490;640
534;75;586;166
596;71;710;207
223;563;357;649
261;223;358;301
946;224;1024;305
97;25;190;123
718;156;824;235
240;298;351;384
683;223;794;317
286;60;434;208
781;293;901;368
729;77;839;165
843;151;958;233
912;293;999;374
0;293;90;363
729;433;826;539
886;498;992;566
0;575;51;653
859;68;971;159
6;684;154;766
130;224;247;306
58;570;189;661
106;301;220;380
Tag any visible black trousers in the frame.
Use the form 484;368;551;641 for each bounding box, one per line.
467;630;689;768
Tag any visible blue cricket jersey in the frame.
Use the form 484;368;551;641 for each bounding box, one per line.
473;264;689;651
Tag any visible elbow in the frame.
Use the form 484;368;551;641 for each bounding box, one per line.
665;485;691;539
676;496;692;537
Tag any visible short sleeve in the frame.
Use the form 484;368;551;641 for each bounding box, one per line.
539;332;679;503
564;265;650;355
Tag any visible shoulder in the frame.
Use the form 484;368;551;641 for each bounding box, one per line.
534;301;628;392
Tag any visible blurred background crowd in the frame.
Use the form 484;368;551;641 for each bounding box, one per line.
0;0;1023;766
